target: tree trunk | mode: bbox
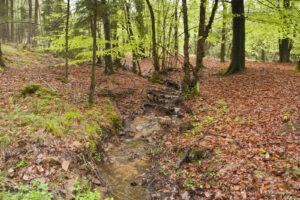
[182,0,191,93]
[174,0,179,64]
[134,0,146,56]
[296,60,300,72]
[146,0,160,73]
[225,0,245,75]
[195,0,219,74]
[220,0,227,62]
[261,49,266,62]
[195,0,206,70]
[124,1,138,73]
[10,0,14,42]
[101,0,114,75]
[111,0,122,68]
[279,0,291,63]
[0,41,5,67]
[34,0,39,45]
[279,38,291,63]
[64,0,70,80]
[27,0,32,45]
[89,0,98,104]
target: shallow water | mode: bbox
[98,115,168,200]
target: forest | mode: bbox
[0,0,299,199]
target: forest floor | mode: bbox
[0,45,299,199]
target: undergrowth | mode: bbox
[0,179,111,200]
[4,84,121,159]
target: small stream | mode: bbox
[98,115,174,200]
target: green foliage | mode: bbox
[74,180,100,200]
[15,160,28,170]
[0,180,51,200]
[0,180,107,200]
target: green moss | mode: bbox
[20,84,58,98]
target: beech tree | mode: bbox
[195,0,219,72]
[225,0,245,75]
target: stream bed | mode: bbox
[98,114,174,200]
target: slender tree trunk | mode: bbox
[5,0,9,41]
[134,0,146,56]
[64,0,70,80]
[225,0,245,75]
[89,0,98,104]
[101,0,114,75]
[146,0,160,73]
[10,0,14,42]
[97,21,103,65]
[220,0,227,62]
[261,49,266,62]
[34,0,39,45]
[174,0,179,64]
[111,0,121,68]
[0,41,5,67]
[124,0,138,73]
[195,0,206,70]
[27,0,32,45]
[182,0,191,92]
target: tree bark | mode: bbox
[146,0,160,73]
[195,0,219,73]
[182,0,191,92]
[0,41,5,67]
[89,0,98,104]
[279,38,291,63]
[10,0,14,42]
[64,0,70,80]
[101,0,114,75]
[279,0,291,63]
[174,0,179,63]
[296,60,300,72]
[134,0,146,56]
[225,0,245,75]
[195,0,206,70]
[220,0,227,62]
[124,0,139,73]
[28,0,33,45]
[33,0,39,45]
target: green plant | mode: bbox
[183,175,196,190]
[15,160,28,170]
[74,180,100,200]
[0,133,11,148]
[65,111,83,121]
[291,166,300,178]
